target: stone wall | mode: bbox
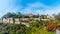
[2,18,50,24]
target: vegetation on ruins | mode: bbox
[1,12,60,34]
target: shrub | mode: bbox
[47,23,56,31]
[56,22,60,30]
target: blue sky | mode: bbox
[0,0,60,18]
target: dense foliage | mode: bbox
[0,20,56,34]
[2,12,39,18]
[2,12,60,34]
[0,23,27,34]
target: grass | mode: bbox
[39,27,56,34]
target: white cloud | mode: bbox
[7,2,60,16]
[20,2,60,16]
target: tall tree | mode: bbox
[53,13,60,21]
[17,12,22,24]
